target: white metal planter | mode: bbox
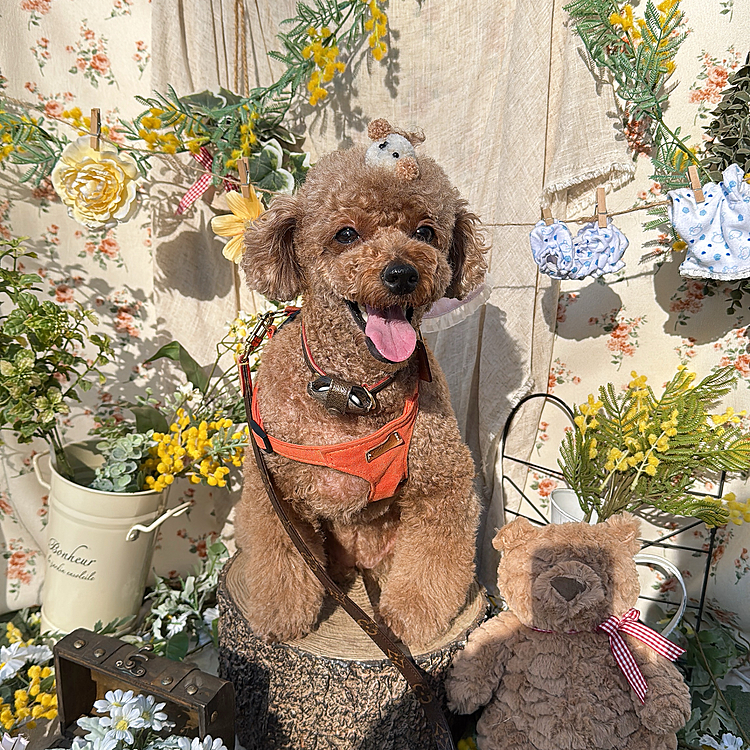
[33,441,190,635]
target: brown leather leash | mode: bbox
[237,311,455,750]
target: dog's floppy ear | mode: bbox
[445,204,489,299]
[241,194,305,301]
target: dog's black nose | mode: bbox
[382,262,419,296]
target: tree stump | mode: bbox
[217,555,487,750]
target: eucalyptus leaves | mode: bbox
[90,432,154,493]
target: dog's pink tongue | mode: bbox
[364,305,416,362]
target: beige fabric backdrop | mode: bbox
[148,0,633,587]
[0,0,634,608]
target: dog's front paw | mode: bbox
[228,551,324,642]
[379,582,459,649]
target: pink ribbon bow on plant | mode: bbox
[597,608,685,704]
[176,147,239,215]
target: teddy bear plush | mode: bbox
[445,514,691,750]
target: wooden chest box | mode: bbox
[50,629,234,748]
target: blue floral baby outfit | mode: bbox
[668,164,750,280]
[530,219,628,280]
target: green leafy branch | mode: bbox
[0,98,66,186]
[674,610,750,748]
[0,236,113,479]
[269,0,376,103]
[565,0,697,191]
[559,366,747,525]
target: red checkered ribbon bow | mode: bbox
[175,147,239,215]
[597,608,685,704]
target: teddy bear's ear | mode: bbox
[241,194,305,301]
[445,204,489,299]
[492,517,536,552]
[603,513,641,556]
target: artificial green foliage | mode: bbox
[138,541,228,660]
[0,98,65,186]
[0,0,386,195]
[559,366,748,524]
[565,0,696,192]
[702,53,750,181]
[0,236,112,480]
[565,0,707,269]
[675,611,750,749]
[122,86,305,191]
[88,313,259,493]
[90,432,154,493]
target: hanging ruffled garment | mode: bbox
[669,164,750,280]
[530,218,628,280]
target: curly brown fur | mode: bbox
[231,132,489,648]
[445,515,691,750]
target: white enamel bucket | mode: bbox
[33,441,190,635]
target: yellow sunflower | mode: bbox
[211,186,263,264]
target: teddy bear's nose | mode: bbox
[551,576,587,601]
[382,262,420,296]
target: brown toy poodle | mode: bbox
[227,119,488,649]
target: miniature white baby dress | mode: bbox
[668,164,750,280]
[530,218,628,280]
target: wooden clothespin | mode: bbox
[89,108,101,151]
[542,207,554,226]
[596,187,608,229]
[238,157,251,199]
[687,165,705,203]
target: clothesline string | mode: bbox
[485,199,673,228]
[2,95,686,211]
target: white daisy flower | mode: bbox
[175,736,227,750]
[77,716,110,743]
[24,643,54,664]
[0,642,28,681]
[91,737,118,750]
[700,735,746,750]
[177,382,202,405]
[100,704,145,744]
[165,612,189,638]
[133,694,173,731]
[94,689,136,715]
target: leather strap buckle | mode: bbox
[307,376,376,415]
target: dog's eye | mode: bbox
[335,227,359,244]
[414,225,435,244]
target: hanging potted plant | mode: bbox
[0,236,252,634]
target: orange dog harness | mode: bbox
[251,386,419,502]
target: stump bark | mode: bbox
[217,555,487,750]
